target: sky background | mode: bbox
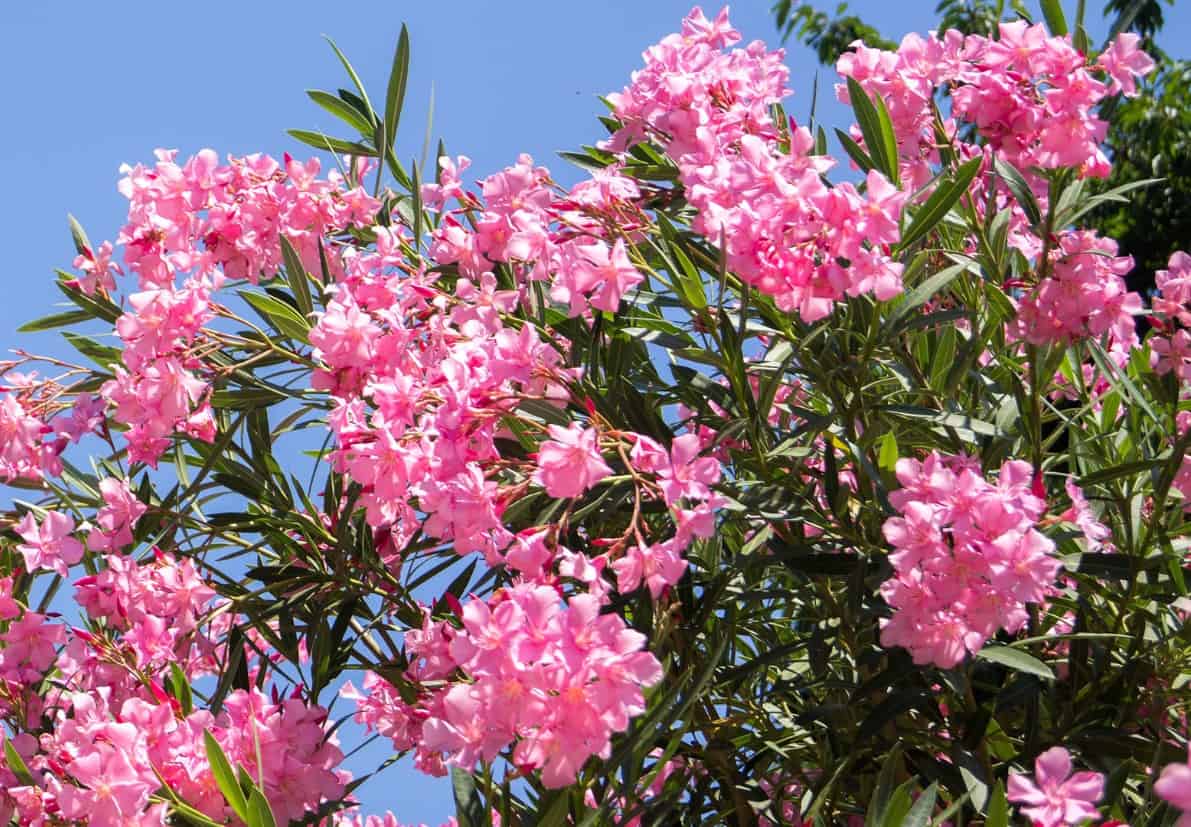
[2,1,1189,821]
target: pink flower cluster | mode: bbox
[1175,410,1191,513]
[13,477,144,579]
[310,229,576,563]
[1010,230,1141,347]
[838,23,1154,183]
[880,452,1061,667]
[426,153,646,320]
[344,583,663,789]
[606,8,907,321]
[0,391,65,482]
[81,148,379,466]
[1152,251,1191,382]
[0,540,347,826]
[6,687,343,827]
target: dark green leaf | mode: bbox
[279,235,314,317]
[240,290,312,342]
[1040,0,1069,34]
[3,739,35,786]
[384,25,411,153]
[287,129,377,157]
[204,731,249,822]
[61,332,121,370]
[452,767,488,827]
[17,309,93,333]
[993,158,1042,228]
[897,157,983,250]
[846,76,899,184]
[976,644,1054,679]
[305,90,374,134]
[67,213,92,257]
[323,37,376,125]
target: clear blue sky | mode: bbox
[2,1,1187,821]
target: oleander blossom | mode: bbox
[605,7,907,321]
[344,584,663,789]
[1155,749,1191,827]
[837,21,1154,183]
[80,148,381,466]
[879,452,1062,667]
[1009,230,1142,347]
[1007,746,1104,827]
[1152,251,1191,382]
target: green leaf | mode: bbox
[882,261,972,336]
[17,309,93,333]
[452,767,488,827]
[881,404,1006,440]
[383,25,410,154]
[204,731,249,823]
[835,127,875,174]
[866,743,903,827]
[976,644,1055,680]
[4,739,36,786]
[902,782,937,827]
[897,157,983,250]
[67,213,92,257]
[279,235,314,317]
[846,76,899,185]
[993,158,1042,228]
[985,781,1010,827]
[323,37,377,125]
[168,662,193,715]
[240,290,312,342]
[62,332,121,370]
[878,431,900,471]
[287,129,378,157]
[1055,177,1162,228]
[210,386,290,410]
[56,272,122,323]
[1039,0,1069,35]
[1079,459,1163,487]
[246,787,278,827]
[305,89,374,134]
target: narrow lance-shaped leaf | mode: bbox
[287,129,378,157]
[845,76,899,185]
[976,644,1055,679]
[204,731,250,823]
[279,235,314,317]
[305,89,374,135]
[1040,0,1069,35]
[323,37,377,126]
[384,24,410,153]
[897,156,983,251]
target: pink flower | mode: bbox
[16,511,84,576]
[653,433,721,506]
[1156,752,1191,827]
[533,424,612,499]
[1060,479,1114,552]
[1097,32,1155,97]
[551,239,644,315]
[1007,746,1104,827]
[70,240,122,296]
[87,477,148,553]
[611,540,688,598]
